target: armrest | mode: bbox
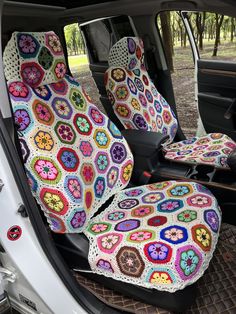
[121,129,169,157]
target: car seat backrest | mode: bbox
[105,37,178,144]
[3,31,134,233]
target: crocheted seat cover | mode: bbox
[4,32,134,233]
[4,31,221,292]
[105,37,236,168]
[85,180,221,292]
[163,133,236,168]
[104,37,178,145]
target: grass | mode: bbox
[68,54,88,69]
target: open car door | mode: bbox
[182,11,236,141]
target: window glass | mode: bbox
[157,12,198,137]
[187,12,236,61]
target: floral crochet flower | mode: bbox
[55,62,66,79]
[95,179,105,196]
[122,163,133,182]
[189,195,210,206]
[204,210,219,232]
[116,105,130,117]
[132,206,153,217]
[170,185,190,196]
[107,168,118,187]
[18,34,37,53]
[34,86,49,98]
[54,99,71,117]
[47,34,62,53]
[21,64,43,86]
[80,141,93,156]
[101,234,120,250]
[96,259,114,272]
[58,124,74,142]
[35,103,51,122]
[90,108,103,124]
[131,98,141,110]
[146,243,169,261]
[116,86,128,99]
[164,227,184,242]
[178,210,197,222]
[9,82,29,98]
[68,178,81,199]
[180,249,199,276]
[159,200,181,211]
[111,144,126,162]
[125,189,143,197]
[108,211,125,221]
[196,227,211,248]
[71,91,85,109]
[95,131,108,146]
[138,94,147,106]
[70,210,86,228]
[82,165,94,182]
[133,114,147,130]
[112,68,125,81]
[97,155,108,171]
[14,109,30,131]
[150,272,172,284]
[43,192,63,212]
[76,117,90,133]
[35,159,58,180]
[130,231,153,242]
[34,131,54,151]
[91,223,108,233]
[61,151,78,169]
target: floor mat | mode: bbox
[74,223,236,314]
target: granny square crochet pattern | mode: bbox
[4,31,221,292]
[4,32,134,233]
[105,37,236,168]
[85,181,221,292]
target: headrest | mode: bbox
[3,31,67,88]
[108,37,144,71]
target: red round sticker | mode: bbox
[7,225,22,241]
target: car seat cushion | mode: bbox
[84,180,221,292]
[163,133,236,168]
[4,32,134,233]
[4,31,67,87]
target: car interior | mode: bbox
[1,1,236,313]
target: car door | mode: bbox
[183,11,236,141]
[80,15,135,129]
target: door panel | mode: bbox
[198,59,236,140]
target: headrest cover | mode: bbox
[108,37,144,71]
[3,31,67,88]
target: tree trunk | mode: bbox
[212,14,224,57]
[231,17,235,42]
[160,11,174,72]
[196,12,206,50]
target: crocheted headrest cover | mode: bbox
[106,37,178,144]
[108,37,144,71]
[4,32,134,233]
[3,31,67,88]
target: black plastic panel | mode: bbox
[198,59,236,140]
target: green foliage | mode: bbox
[64,23,85,55]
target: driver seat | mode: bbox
[3,31,221,312]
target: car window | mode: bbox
[82,15,135,63]
[186,12,236,61]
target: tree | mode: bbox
[212,14,224,57]
[160,11,174,72]
[195,12,206,50]
[231,17,235,42]
[64,23,85,55]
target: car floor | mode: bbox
[74,223,236,314]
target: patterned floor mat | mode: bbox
[74,223,236,314]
